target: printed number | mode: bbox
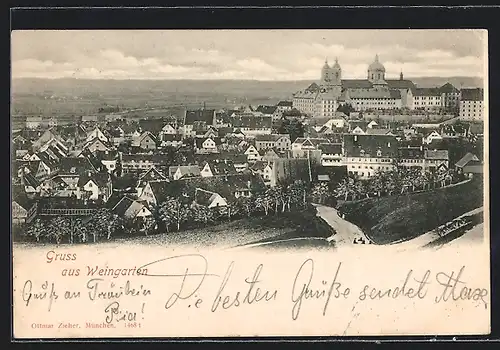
[125,322,137,328]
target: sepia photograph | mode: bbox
[11,29,490,338]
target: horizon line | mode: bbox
[11,76,483,81]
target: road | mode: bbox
[313,204,371,246]
[391,207,484,250]
[229,204,371,250]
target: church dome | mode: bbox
[368,54,385,71]
[322,59,330,70]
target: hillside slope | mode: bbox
[338,176,484,245]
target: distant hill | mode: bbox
[409,77,483,89]
[10,77,484,116]
[11,76,484,95]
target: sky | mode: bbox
[11,30,487,80]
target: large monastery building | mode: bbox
[292,55,464,118]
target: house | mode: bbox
[21,171,41,195]
[318,143,343,167]
[365,128,394,136]
[200,160,238,178]
[121,123,141,138]
[251,161,276,187]
[439,82,461,110]
[348,120,369,133]
[423,130,443,145]
[136,167,168,196]
[29,152,59,179]
[121,154,168,174]
[441,123,468,139]
[12,135,31,158]
[108,127,126,146]
[169,165,202,181]
[112,196,152,220]
[139,180,172,206]
[468,122,484,136]
[182,109,216,138]
[160,134,183,148]
[455,152,483,178]
[78,148,106,173]
[254,134,291,152]
[132,131,158,150]
[26,116,43,129]
[343,134,397,179]
[291,137,330,158]
[194,137,221,153]
[58,156,100,176]
[255,105,281,119]
[398,147,425,171]
[196,126,219,139]
[78,172,113,202]
[276,101,293,112]
[31,128,68,153]
[424,150,449,172]
[367,120,379,129]
[260,148,281,162]
[86,126,109,144]
[194,188,227,208]
[12,193,36,225]
[160,123,177,136]
[232,115,272,136]
[138,119,166,136]
[321,117,346,131]
[244,145,261,162]
[94,150,119,174]
[82,137,112,153]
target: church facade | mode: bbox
[292,55,418,117]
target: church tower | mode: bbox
[329,57,342,96]
[321,58,331,84]
[331,57,342,85]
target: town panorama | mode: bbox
[12,55,485,250]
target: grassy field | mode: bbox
[338,176,484,245]
[14,208,334,250]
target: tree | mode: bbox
[289,180,307,209]
[337,103,355,117]
[158,197,191,232]
[254,191,273,216]
[47,217,70,245]
[191,203,215,225]
[334,178,356,201]
[369,171,386,197]
[354,181,368,199]
[311,182,330,204]
[25,218,47,243]
[277,118,304,143]
[235,196,254,217]
[87,209,124,242]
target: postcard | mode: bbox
[11,29,489,338]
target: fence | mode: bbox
[39,208,97,216]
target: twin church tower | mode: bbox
[320,54,403,94]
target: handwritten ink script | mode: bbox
[17,252,489,332]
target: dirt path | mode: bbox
[391,207,484,250]
[313,204,371,246]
